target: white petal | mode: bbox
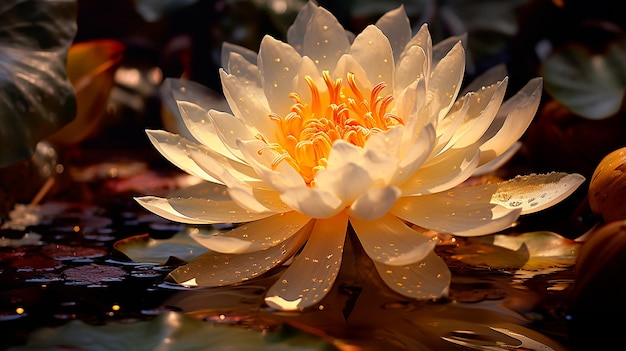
[349,25,394,94]
[478,78,542,165]
[333,54,373,92]
[265,213,348,311]
[401,24,432,78]
[352,214,436,266]
[160,78,231,142]
[473,142,521,176]
[145,129,223,184]
[394,45,427,95]
[207,109,258,161]
[461,63,507,96]
[279,185,344,218]
[432,33,467,66]
[374,250,450,299]
[491,172,585,214]
[430,95,469,156]
[167,229,310,287]
[177,101,238,161]
[236,139,306,192]
[184,145,288,214]
[184,143,262,187]
[258,35,302,117]
[220,69,276,138]
[392,184,522,236]
[226,51,264,98]
[286,0,318,53]
[402,145,479,195]
[293,56,325,109]
[449,78,508,149]
[159,182,276,224]
[315,162,373,204]
[429,41,465,121]
[375,5,411,63]
[221,41,257,67]
[302,6,350,72]
[191,212,313,253]
[393,123,436,185]
[135,196,214,225]
[349,186,402,221]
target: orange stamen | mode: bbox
[266,70,403,185]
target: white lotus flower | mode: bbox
[136,1,585,311]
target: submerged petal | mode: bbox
[351,213,436,266]
[265,213,348,310]
[374,250,450,299]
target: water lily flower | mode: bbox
[136,1,584,311]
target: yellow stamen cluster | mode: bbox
[265,70,402,185]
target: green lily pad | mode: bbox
[541,41,626,119]
[8,311,340,351]
[113,227,213,264]
[0,0,77,167]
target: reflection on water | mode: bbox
[0,169,591,350]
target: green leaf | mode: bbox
[0,0,77,167]
[113,228,212,264]
[541,42,626,119]
[9,311,340,351]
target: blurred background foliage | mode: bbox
[1,0,626,209]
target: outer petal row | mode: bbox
[265,213,349,311]
[391,183,522,236]
[351,213,436,266]
[190,211,313,254]
[167,225,311,287]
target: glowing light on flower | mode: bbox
[136,1,584,311]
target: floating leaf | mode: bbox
[113,228,212,264]
[0,0,77,167]
[47,39,125,145]
[476,231,580,270]
[8,311,341,351]
[541,42,626,119]
[451,231,579,270]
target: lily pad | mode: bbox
[451,231,579,270]
[8,311,341,351]
[0,0,77,167]
[541,41,626,119]
[113,227,212,264]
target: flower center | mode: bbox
[263,70,402,185]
